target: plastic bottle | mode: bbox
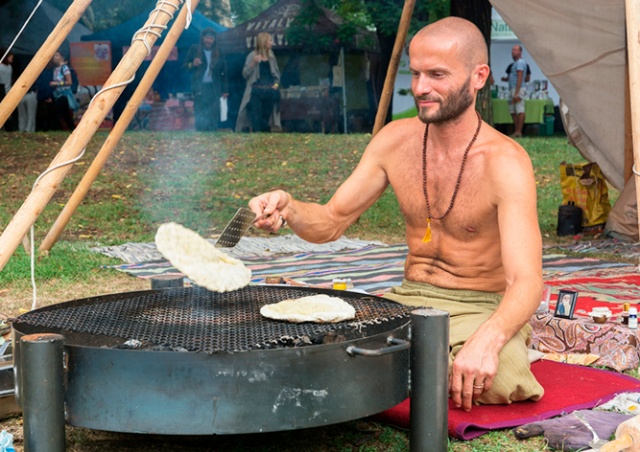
[0,430,15,452]
[623,303,631,325]
[629,307,638,330]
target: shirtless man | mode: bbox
[248,17,544,412]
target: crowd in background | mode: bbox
[0,47,78,132]
[1,30,289,134]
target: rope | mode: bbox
[30,146,86,311]
[28,0,193,310]
[132,0,182,55]
[0,0,44,63]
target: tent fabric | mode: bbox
[217,0,379,55]
[490,0,627,190]
[81,9,226,98]
[0,0,90,56]
[81,9,226,63]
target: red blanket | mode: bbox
[373,360,640,440]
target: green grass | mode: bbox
[0,131,600,288]
[0,130,620,451]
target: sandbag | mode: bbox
[560,162,611,227]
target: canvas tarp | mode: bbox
[0,0,90,56]
[489,0,627,191]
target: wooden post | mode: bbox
[40,0,200,252]
[0,0,184,271]
[371,0,416,136]
[624,67,633,183]
[625,0,640,234]
[0,0,92,128]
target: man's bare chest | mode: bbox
[388,153,494,237]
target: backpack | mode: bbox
[70,67,79,93]
[63,64,79,93]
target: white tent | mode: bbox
[490,0,627,191]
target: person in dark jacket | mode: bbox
[185,28,229,131]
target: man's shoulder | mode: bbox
[366,117,422,155]
[481,125,532,161]
[379,117,423,140]
[513,59,527,71]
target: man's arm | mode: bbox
[513,69,524,103]
[248,127,397,242]
[449,139,542,411]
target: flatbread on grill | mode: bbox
[155,222,251,293]
[260,294,356,323]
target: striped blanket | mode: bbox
[99,241,640,370]
[103,243,635,297]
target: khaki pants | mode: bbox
[385,280,544,405]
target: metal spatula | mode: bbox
[215,208,258,248]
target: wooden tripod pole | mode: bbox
[40,0,200,252]
[625,0,640,236]
[0,0,184,272]
[371,0,416,136]
[0,0,92,128]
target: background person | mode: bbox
[502,44,527,137]
[49,50,78,130]
[185,28,228,131]
[248,17,543,412]
[235,32,281,133]
[0,48,18,131]
[18,85,37,132]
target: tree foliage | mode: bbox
[42,0,244,31]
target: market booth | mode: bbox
[217,0,379,133]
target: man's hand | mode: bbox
[449,334,500,412]
[512,95,521,104]
[193,57,202,67]
[248,190,290,232]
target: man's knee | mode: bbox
[478,331,543,405]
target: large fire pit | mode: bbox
[12,285,449,451]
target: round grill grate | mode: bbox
[13,286,413,353]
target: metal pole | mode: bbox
[410,308,449,452]
[340,47,348,133]
[20,333,65,452]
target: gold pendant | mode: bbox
[422,218,432,243]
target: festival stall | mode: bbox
[217,0,380,133]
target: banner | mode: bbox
[70,41,112,86]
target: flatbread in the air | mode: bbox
[155,222,251,293]
[260,294,356,323]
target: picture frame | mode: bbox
[554,290,578,319]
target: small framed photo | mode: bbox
[554,290,578,319]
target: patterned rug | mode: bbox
[100,242,636,298]
[96,240,640,370]
[543,237,640,260]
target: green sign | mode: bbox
[491,18,517,40]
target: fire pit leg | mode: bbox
[410,308,449,452]
[20,333,65,452]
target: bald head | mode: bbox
[413,17,488,69]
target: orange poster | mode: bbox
[70,41,112,86]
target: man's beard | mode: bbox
[415,78,474,124]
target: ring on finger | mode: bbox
[473,384,484,389]
[279,216,287,228]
